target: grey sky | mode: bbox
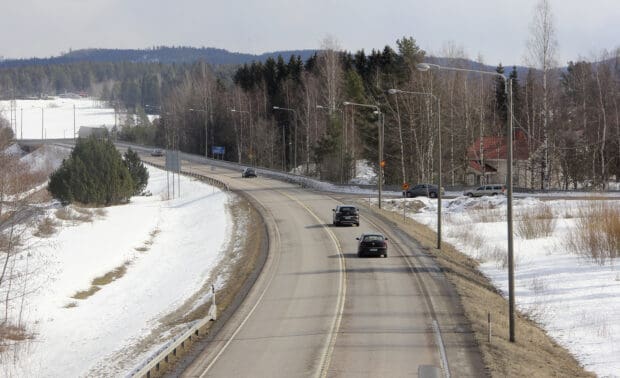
[1,0,618,66]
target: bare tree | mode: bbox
[526,0,559,189]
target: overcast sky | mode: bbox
[1,0,618,66]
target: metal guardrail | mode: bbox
[128,286,217,378]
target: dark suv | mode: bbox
[242,167,257,178]
[404,183,444,198]
[332,205,360,226]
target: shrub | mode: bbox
[565,202,620,265]
[516,203,556,239]
[124,148,149,195]
[48,137,135,206]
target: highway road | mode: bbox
[147,158,487,378]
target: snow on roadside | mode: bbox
[380,195,620,377]
[7,166,232,377]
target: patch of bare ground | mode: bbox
[70,262,130,301]
[135,228,160,252]
[86,193,265,377]
[370,205,594,377]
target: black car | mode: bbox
[356,233,388,258]
[242,167,257,178]
[404,183,444,198]
[332,205,360,226]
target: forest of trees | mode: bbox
[1,16,619,190]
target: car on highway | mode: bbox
[150,148,165,157]
[242,167,257,178]
[332,205,360,226]
[403,183,444,198]
[356,233,388,258]
[463,184,506,197]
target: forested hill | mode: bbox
[0,47,320,68]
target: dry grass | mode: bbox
[72,286,101,300]
[371,206,594,377]
[34,217,58,237]
[0,323,33,343]
[92,264,128,286]
[64,302,78,309]
[469,206,504,223]
[55,207,93,223]
[516,204,556,239]
[71,262,129,300]
[565,203,620,265]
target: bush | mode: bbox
[565,203,620,265]
[48,137,135,206]
[124,148,149,195]
[516,203,556,239]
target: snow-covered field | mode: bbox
[0,98,141,139]
[380,195,620,377]
[3,155,232,377]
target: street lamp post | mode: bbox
[388,88,442,250]
[342,101,384,209]
[417,62,515,342]
[273,106,298,172]
[189,108,209,158]
[231,109,251,165]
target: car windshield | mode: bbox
[363,235,383,242]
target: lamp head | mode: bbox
[343,102,351,106]
[387,89,400,95]
[272,106,280,110]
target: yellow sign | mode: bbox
[380,160,386,168]
[402,183,409,190]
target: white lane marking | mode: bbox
[198,180,346,378]
[198,205,282,377]
[363,214,450,378]
[273,190,346,378]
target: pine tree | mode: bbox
[124,148,149,195]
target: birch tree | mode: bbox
[526,0,559,189]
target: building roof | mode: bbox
[469,160,497,174]
[467,130,532,161]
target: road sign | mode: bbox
[380,160,386,168]
[402,183,409,190]
[212,146,225,155]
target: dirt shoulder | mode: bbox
[367,204,595,377]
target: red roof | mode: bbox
[469,161,497,174]
[467,131,532,161]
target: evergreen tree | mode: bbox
[48,137,135,206]
[124,148,149,195]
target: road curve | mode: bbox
[145,156,484,377]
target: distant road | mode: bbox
[137,153,485,378]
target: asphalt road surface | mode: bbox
[142,156,485,378]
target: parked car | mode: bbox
[332,205,360,226]
[404,184,444,198]
[150,148,165,157]
[242,167,257,178]
[356,233,388,258]
[463,184,506,197]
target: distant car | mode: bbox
[242,167,257,178]
[150,148,164,157]
[332,205,360,226]
[464,184,506,197]
[404,184,444,198]
[356,233,388,258]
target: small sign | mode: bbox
[165,150,180,171]
[402,183,409,190]
[380,160,386,168]
[212,146,225,155]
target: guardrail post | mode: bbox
[209,284,217,321]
